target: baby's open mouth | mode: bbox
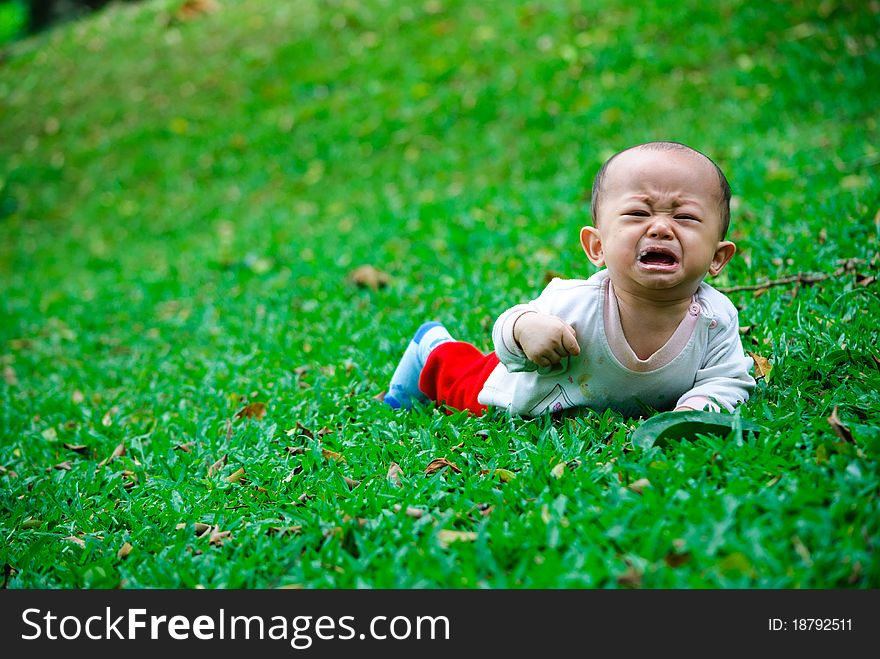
[638,247,679,267]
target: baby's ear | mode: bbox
[708,241,736,276]
[580,226,605,267]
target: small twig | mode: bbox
[718,258,864,294]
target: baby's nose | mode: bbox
[647,220,673,239]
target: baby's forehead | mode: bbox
[604,148,720,192]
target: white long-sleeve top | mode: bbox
[478,270,755,418]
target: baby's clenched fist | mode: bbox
[512,312,580,368]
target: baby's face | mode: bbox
[582,148,734,301]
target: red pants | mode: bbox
[418,342,500,415]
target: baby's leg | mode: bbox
[418,343,500,415]
[384,322,454,409]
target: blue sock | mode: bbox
[384,321,454,409]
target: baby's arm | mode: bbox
[674,309,755,412]
[491,280,581,373]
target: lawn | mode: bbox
[0,0,878,588]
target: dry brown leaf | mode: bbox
[321,448,345,462]
[373,390,387,403]
[747,352,772,380]
[207,454,228,477]
[208,528,231,546]
[226,467,246,484]
[72,390,85,404]
[348,264,392,291]
[98,441,126,468]
[3,365,17,386]
[317,427,334,437]
[617,565,643,588]
[63,535,86,548]
[175,0,219,21]
[393,504,424,518]
[627,478,651,494]
[437,529,477,547]
[550,462,566,479]
[424,457,462,476]
[117,542,133,559]
[224,418,233,441]
[665,541,691,567]
[827,406,854,443]
[63,443,89,455]
[174,522,212,537]
[235,402,267,420]
[342,476,361,490]
[53,461,73,471]
[173,442,193,452]
[286,446,306,456]
[286,421,314,439]
[387,462,403,487]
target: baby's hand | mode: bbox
[513,312,580,368]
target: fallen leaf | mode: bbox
[98,441,126,468]
[224,418,233,441]
[818,227,827,244]
[342,476,361,490]
[424,458,462,476]
[41,427,58,441]
[437,529,477,547]
[317,427,334,437]
[21,518,42,529]
[286,421,313,439]
[53,461,73,471]
[63,535,86,548]
[373,390,387,402]
[226,467,246,484]
[617,564,643,588]
[286,446,306,456]
[72,390,85,404]
[175,0,219,22]
[747,352,772,381]
[0,466,17,479]
[63,443,89,455]
[117,542,133,559]
[550,462,566,479]
[348,264,391,291]
[207,454,228,477]
[827,406,854,443]
[235,402,267,420]
[664,549,692,568]
[3,365,17,386]
[387,462,403,487]
[208,528,231,546]
[173,442,193,452]
[627,478,651,494]
[321,448,345,462]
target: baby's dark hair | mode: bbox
[590,141,732,238]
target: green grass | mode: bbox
[0,0,878,588]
